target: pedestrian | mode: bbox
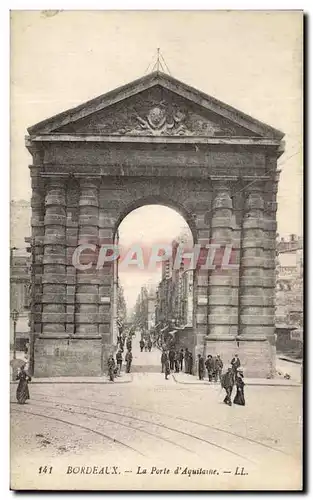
[116,349,123,376]
[164,353,170,380]
[221,366,235,406]
[205,354,214,381]
[161,350,167,373]
[16,364,31,404]
[215,354,223,382]
[107,355,115,382]
[212,356,218,382]
[233,369,245,406]
[231,353,241,375]
[188,351,193,375]
[178,349,184,371]
[125,349,133,373]
[198,354,205,380]
[184,348,190,373]
[147,338,152,352]
[139,339,144,352]
[169,347,175,371]
[174,351,180,373]
[126,337,132,351]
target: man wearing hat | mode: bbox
[125,349,133,373]
[107,355,116,382]
[215,354,223,382]
[231,354,241,376]
[205,354,214,381]
[197,353,205,380]
[221,365,235,406]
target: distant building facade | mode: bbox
[155,239,193,329]
[10,200,31,248]
[10,200,32,349]
[276,234,303,327]
[10,249,31,350]
[275,234,303,358]
[135,284,157,334]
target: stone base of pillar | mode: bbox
[33,337,103,377]
[204,336,276,378]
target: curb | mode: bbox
[171,374,301,388]
[278,356,302,365]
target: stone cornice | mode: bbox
[26,134,282,147]
[39,171,274,180]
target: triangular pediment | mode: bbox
[28,72,284,140]
[53,86,257,138]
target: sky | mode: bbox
[10,10,303,309]
[118,205,191,309]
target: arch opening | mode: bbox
[112,203,195,350]
[113,196,198,244]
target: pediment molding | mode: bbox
[27,71,284,141]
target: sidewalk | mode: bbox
[172,373,301,387]
[10,373,133,384]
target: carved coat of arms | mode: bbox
[126,106,190,136]
[114,103,225,137]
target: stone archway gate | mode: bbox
[26,71,284,377]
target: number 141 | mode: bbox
[38,466,53,474]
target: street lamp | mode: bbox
[11,308,19,360]
[180,268,194,327]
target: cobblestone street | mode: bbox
[10,345,302,490]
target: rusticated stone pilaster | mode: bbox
[42,178,67,335]
[30,167,45,335]
[66,178,79,336]
[263,173,280,335]
[98,205,118,369]
[239,183,268,336]
[208,178,237,338]
[75,177,100,335]
[194,211,211,352]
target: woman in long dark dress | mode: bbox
[233,370,245,406]
[16,365,31,404]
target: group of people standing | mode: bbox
[197,353,224,381]
[159,347,245,406]
[139,337,152,352]
[14,345,245,408]
[160,347,194,379]
[197,352,245,406]
[107,333,134,381]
